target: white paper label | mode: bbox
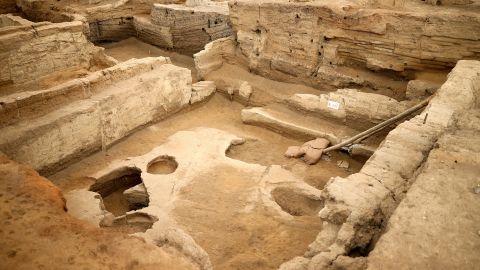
[327,100,340,110]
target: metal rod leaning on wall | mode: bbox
[322,96,434,153]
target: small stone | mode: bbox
[302,138,330,150]
[337,160,349,169]
[123,183,149,209]
[321,154,331,162]
[227,86,234,95]
[303,146,323,165]
[285,146,304,158]
[472,185,480,194]
[238,81,253,100]
[100,212,115,227]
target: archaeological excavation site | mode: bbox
[1,0,480,268]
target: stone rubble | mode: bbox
[238,81,253,100]
[336,160,349,169]
[285,138,330,165]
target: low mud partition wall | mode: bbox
[89,17,136,42]
[134,3,232,54]
[0,57,193,174]
[0,14,30,27]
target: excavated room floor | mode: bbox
[50,94,366,270]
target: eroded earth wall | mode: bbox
[0,57,192,174]
[0,20,103,93]
[229,0,480,89]
[134,3,233,53]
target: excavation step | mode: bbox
[241,104,358,144]
[190,81,216,104]
[0,60,192,174]
[287,90,412,130]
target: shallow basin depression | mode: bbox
[89,167,149,216]
[147,155,178,174]
[272,187,324,216]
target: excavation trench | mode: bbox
[6,28,388,269]
[53,94,370,270]
[49,36,376,270]
[41,26,393,270]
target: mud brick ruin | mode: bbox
[0,0,479,269]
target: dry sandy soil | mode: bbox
[0,154,199,270]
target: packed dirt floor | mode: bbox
[50,94,364,270]
[101,37,198,81]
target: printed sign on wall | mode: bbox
[327,100,340,110]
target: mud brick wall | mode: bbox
[138,3,233,53]
[229,0,480,85]
[89,17,136,42]
[0,58,192,174]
